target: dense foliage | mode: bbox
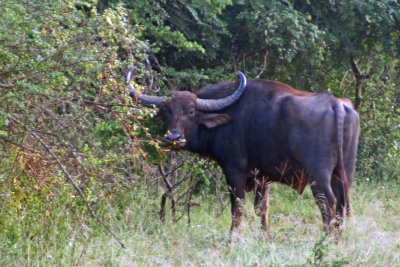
[0,0,399,263]
[0,0,155,252]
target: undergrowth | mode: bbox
[1,179,399,266]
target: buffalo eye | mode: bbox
[160,107,171,117]
[188,108,195,117]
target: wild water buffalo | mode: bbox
[127,70,360,232]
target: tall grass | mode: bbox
[1,179,399,266]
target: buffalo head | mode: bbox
[127,69,247,149]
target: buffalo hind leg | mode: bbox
[331,170,348,229]
[254,180,271,231]
[310,174,337,233]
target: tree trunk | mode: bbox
[350,56,363,111]
[350,56,372,111]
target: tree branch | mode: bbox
[255,50,269,79]
[0,83,14,89]
[82,99,137,109]
[349,56,373,110]
[350,56,362,79]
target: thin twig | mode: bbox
[176,179,201,204]
[158,162,185,178]
[0,83,14,89]
[0,136,40,154]
[82,99,137,109]
[339,70,349,90]
[214,200,229,219]
[255,50,269,79]
[212,175,225,212]
[170,171,194,191]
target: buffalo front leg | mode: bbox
[254,181,271,231]
[225,168,247,231]
[228,185,246,230]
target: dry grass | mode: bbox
[2,180,399,266]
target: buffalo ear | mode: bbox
[198,113,232,129]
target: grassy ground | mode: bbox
[1,179,399,266]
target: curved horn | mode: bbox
[126,67,166,107]
[196,71,247,111]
